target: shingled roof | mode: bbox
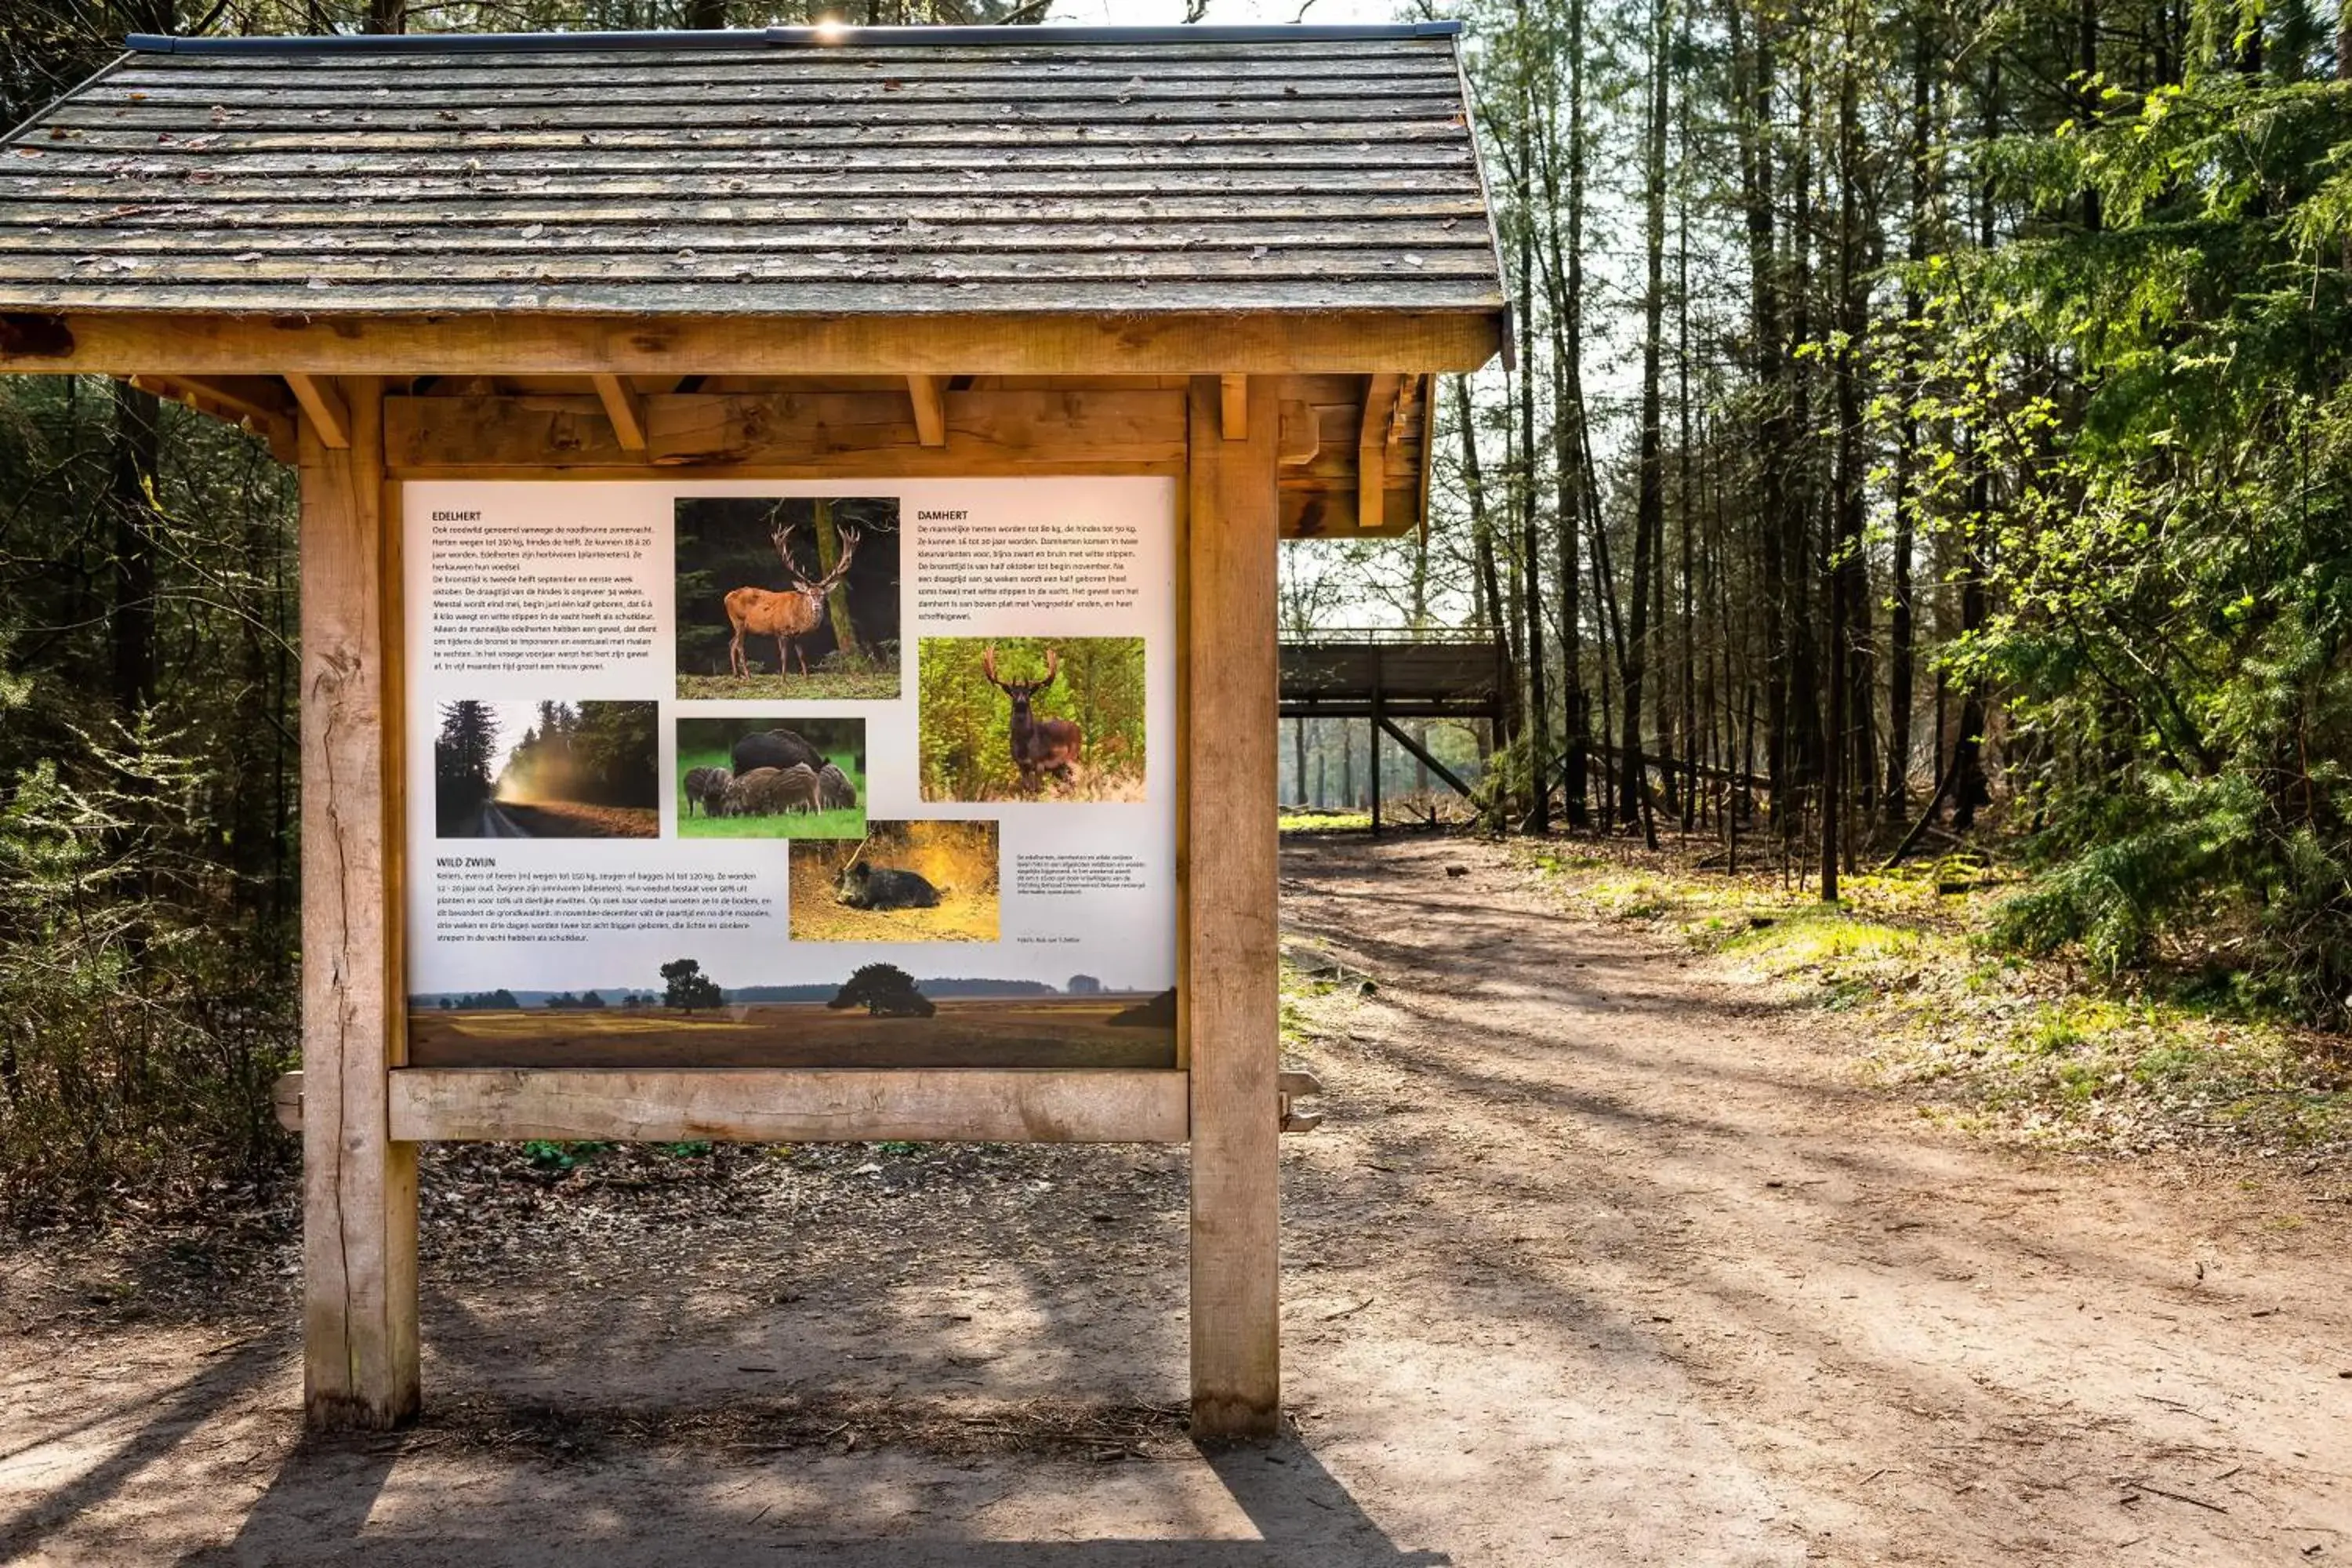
[0,23,1503,321]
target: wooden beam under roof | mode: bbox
[0,310,1504,379]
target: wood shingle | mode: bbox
[0,24,1503,321]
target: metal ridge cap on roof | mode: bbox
[125,21,1463,55]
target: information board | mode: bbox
[401,479,1179,1069]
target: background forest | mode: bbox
[1358,0,2352,1025]
[2,0,2349,1218]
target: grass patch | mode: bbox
[1519,839,2352,1156]
[678,670,899,702]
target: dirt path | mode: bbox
[3,833,2347,1566]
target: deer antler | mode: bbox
[982,644,1004,689]
[789,522,862,597]
[1038,647,1061,690]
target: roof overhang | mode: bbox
[0,23,1508,379]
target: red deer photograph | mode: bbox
[673,495,901,699]
[917,637,1145,803]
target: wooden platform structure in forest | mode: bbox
[1281,627,1500,829]
[0,21,1506,1441]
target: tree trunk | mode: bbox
[1510,0,1552,834]
[811,498,862,657]
[1619,0,1671,848]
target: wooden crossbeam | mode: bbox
[388,1068,1188,1144]
[129,372,296,459]
[383,388,1187,474]
[1356,372,1401,532]
[906,373,947,445]
[589,372,648,450]
[0,310,1504,378]
[285,373,350,449]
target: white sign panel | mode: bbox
[402,478,1178,1069]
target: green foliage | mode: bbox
[522,1139,609,1171]
[0,379,299,1222]
[1898,67,2352,1022]
[917,637,1146,801]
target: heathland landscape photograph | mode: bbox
[675,716,864,840]
[787,819,1000,943]
[918,636,1146,802]
[434,699,659,839]
[405,959,1175,1070]
[674,495,900,700]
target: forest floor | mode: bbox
[3,833,2350,1566]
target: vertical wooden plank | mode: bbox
[299,376,419,1431]
[1219,372,1249,440]
[1356,372,1400,532]
[906,373,947,446]
[1186,375,1283,1439]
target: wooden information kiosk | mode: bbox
[0,21,1504,1437]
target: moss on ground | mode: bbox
[1522,841,2352,1157]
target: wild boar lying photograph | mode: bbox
[836,861,942,909]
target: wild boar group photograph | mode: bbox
[674,716,865,840]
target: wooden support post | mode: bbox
[1185,374,1283,1439]
[298,376,419,1431]
[1356,372,1400,532]
[286,373,352,450]
[906,373,947,446]
[1220,373,1249,441]
[590,372,648,450]
[1370,694,1383,837]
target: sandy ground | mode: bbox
[2,832,2347,1566]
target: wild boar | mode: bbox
[731,728,822,778]
[816,762,856,811]
[722,763,822,817]
[836,860,942,909]
[682,766,731,818]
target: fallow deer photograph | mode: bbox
[916,637,1147,803]
[673,495,901,699]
